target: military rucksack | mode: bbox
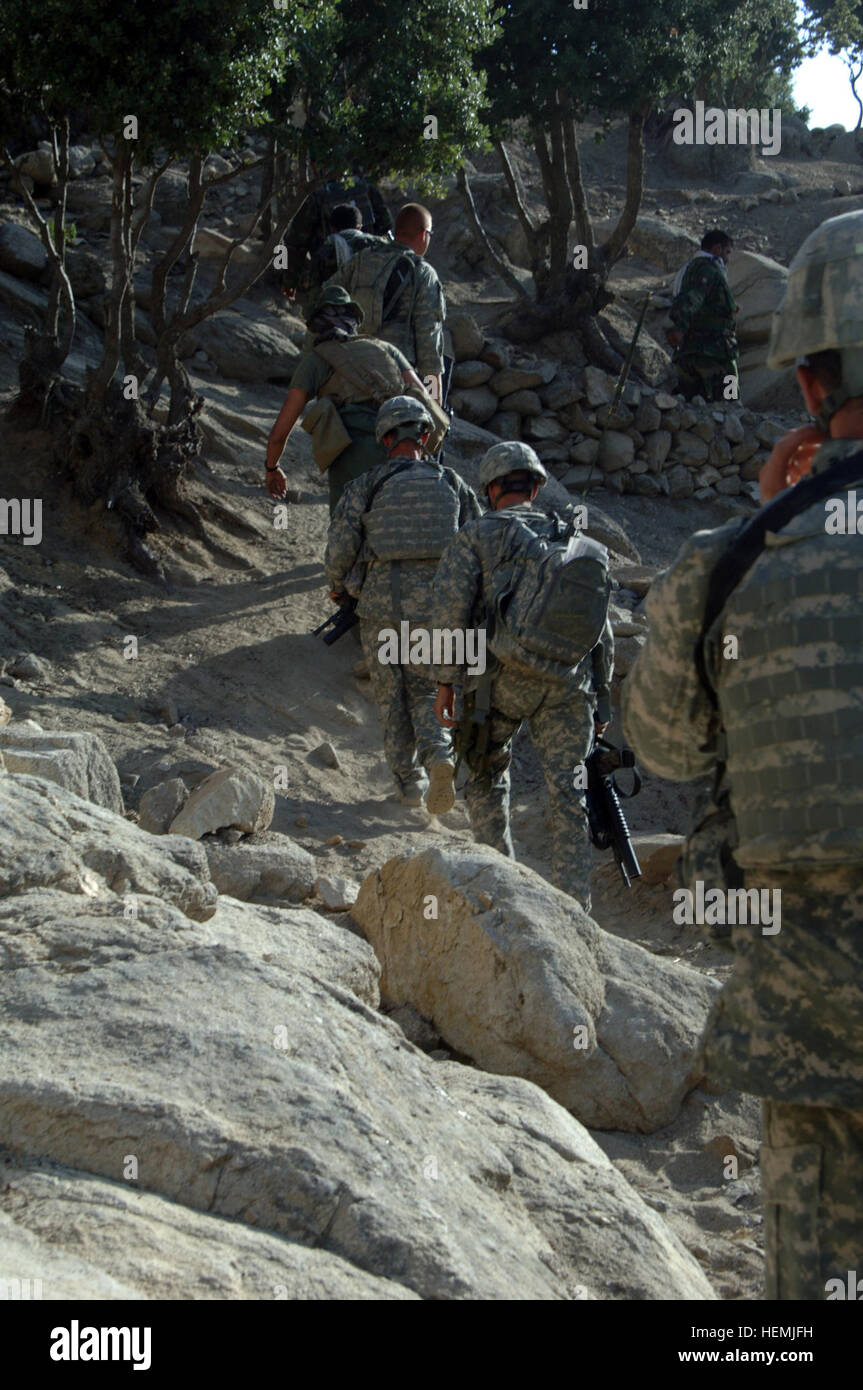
[310,229,385,292]
[314,337,405,406]
[343,242,419,337]
[485,509,611,677]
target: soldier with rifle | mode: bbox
[431,442,614,912]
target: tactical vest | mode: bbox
[315,337,404,408]
[364,460,462,562]
[713,504,863,867]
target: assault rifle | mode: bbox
[312,594,359,646]
[585,738,642,887]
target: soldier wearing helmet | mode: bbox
[430,441,614,911]
[265,284,428,512]
[325,397,481,809]
[623,209,863,1300]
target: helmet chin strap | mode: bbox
[815,388,850,434]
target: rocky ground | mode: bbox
[3,112,855,1301]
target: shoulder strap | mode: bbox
[313,340,386,397]
[363,458,417,515]
[696,446,863,705]
[381,252,415,322]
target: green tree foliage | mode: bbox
[469,0,809,346]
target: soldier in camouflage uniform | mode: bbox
[325,397,481,808]
[431,443,614,912]
[667,230,738,402]
[325,203,446,405]
[266,286,427,512]
[623,210,863,1300]
[280,173,392,314]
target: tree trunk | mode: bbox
[456,167,531,300]
[600,104,648,270]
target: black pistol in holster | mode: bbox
[585,738,642,887]
[312,594,359,646]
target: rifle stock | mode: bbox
[312,595,359,645]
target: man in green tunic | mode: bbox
[667,229,739,402]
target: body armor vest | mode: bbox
[715,507,863,866]
[364,461,461,562]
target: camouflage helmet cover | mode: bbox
[307,282,365,325]
[375,395,433,445]
[479,441,548,493]
[767,210,863,370]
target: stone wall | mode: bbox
[448,311,800,502]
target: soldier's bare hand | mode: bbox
[266,466,287,499]
[759,425,825,502]
[434,684,457,727]
[665,328,684,350]
[424,374,442,403]
[594,719,609,737]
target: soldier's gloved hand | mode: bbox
[434,683,457,728]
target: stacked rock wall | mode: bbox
[448,311,799,502]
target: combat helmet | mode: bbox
[767,209,863,429]
[479,441,548,496]
[307,282,364,325]
[375,395,434,448]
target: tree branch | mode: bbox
[456,166,532,302]
[494,137,537,241]
[600,103,648,270]
[561,113,594,254]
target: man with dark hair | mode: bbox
[279,172,392,311]
[325,201,446,405]
[666,229,738,402]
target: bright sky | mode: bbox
[793,47,860,128]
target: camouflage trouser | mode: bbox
[360,621,452,789]
[763,1100,863,1300]
[675,353,737,403]
[462,666,595,910]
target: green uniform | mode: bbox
[289,339,411,511]
[669,254,738,402]
[621,437,863,1299]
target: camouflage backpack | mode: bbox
[485,509,611,678]
[344,242,419,337]
[310,229,385,292]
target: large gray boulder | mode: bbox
[169,766,275,839]
[0,222,48,282]
[353,845,720,1133]
[0,777,714,1300]
[0,775,217,921]
[728,249,788,347]
[185,312,300,383]
[0,1163,415,1300]
[0,728,123,813]
[203,839,317,904]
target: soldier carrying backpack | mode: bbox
[265,285,437,512]
[280,172,393,313]
[431,442,615,912]
[325,397,482,809]
[325,202,447,407]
